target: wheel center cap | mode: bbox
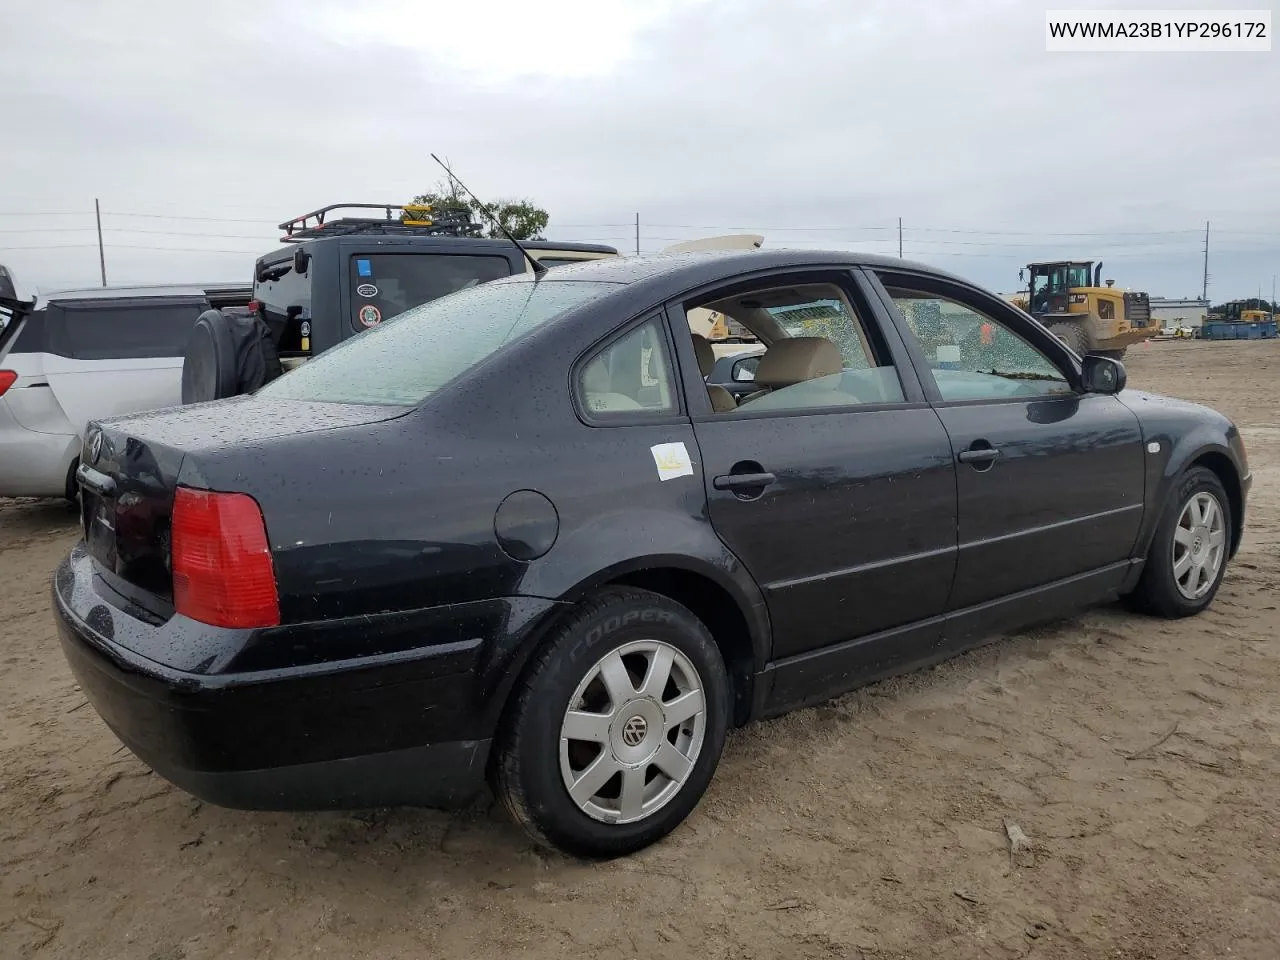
[610,698,664,763]
[621,714,648,747]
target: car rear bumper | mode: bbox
[0,402,78,497]
[52,542,562,810]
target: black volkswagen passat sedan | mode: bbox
[53,249,1250,857]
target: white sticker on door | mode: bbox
[650,442,694,481]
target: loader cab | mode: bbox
[1025,260,1101,316]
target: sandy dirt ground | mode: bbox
[2,338,1278,960]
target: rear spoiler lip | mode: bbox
[0,294,36,366]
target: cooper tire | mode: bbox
[1125,466,1231,618]
[493,587,729,858]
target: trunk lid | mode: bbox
[77,395,408,621]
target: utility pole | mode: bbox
[898,217,903,258]
[1200,220,1209,302]
[1271,274,1275,322]
[95,198,107,287]
[635,212,640,256]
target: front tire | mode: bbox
[1047,320,1090,356]
[1126,466,1231,618]
[493,587,729,858]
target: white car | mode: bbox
[0,283,250,499]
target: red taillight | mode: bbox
[0,370,16,397]
[172,488,280,628]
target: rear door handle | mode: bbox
[957,448,1000,464]
[713,472,776,491]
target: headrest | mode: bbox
[754,337,842,388]
[690,333,715,377]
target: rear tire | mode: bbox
[1047,321,1090,356]
[1125,466,1231,618]
[493,587,729,858]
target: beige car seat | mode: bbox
[739,337,842,405]
[690,333,737,413]
[581,356,642,413]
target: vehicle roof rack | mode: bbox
[277,203,483,243]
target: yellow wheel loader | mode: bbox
[1009,260,1155,359]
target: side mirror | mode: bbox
[1081,354,1125,394]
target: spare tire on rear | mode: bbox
[181,307,283,404]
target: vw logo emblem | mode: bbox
[86,429,103,464]
[621,715,648,747]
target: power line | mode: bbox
[102,227,279,240]
[103,212,279,224]
[0,243,262,254]
[0,226,95,233]
[4,209,1277,239]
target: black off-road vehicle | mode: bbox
[181,203,617,402]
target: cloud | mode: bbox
[0,0,1275,299]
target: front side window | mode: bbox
[881,281,1072,402]
[260,280,617,406]
[349,253,512,329]
[578,318,675,417]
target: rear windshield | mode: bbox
[258,280,619,406]
[349,253,512,330]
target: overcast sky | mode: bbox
[1,0,1276,301]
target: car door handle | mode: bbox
[957,448,1000,465]
[713,472,777,491]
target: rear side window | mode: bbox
[47,298,208,360]
[349,253,512,329]
[578,318,676,418]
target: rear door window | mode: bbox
[349,253,513,329]
[47,298,209,360]
[254,259,311,334]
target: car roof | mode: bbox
[35,281,251,308]
[496,248,970,295]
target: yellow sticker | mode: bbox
[650,442,694,482]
